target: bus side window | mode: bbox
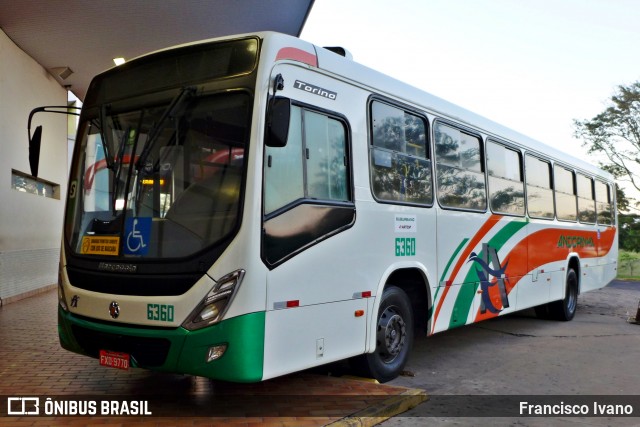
[595,180,613,226]
[434,122,486,211]
[577,173,596,224]
[554,165,577,222]
[369,100,432,205]
[487,140,524,216]
[264,106,305,214]
[264,105,350,215]
[304,109,349,202]
[525,155,554,219]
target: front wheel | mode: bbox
[350,286,414,383]
[548,268,579,321]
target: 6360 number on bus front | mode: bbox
[147,304,174,322]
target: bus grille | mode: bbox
[66,266,200,296]
[71,325,171,367]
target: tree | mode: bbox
[619,213,640,252]
[616,185,630,212]
[574,81,640,197]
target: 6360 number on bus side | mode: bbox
[395,237,416,257]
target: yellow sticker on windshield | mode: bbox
[81,236,120,256]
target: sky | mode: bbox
[300,0,640,166]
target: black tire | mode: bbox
[548,268,579,321]
[349,286,413,383]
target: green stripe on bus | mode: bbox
[448,219,528,329]
[430,237,470,320]
[439,238,470,284]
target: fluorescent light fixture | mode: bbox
[50,67,73,80]
[113,57,126,66]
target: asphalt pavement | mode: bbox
[381,279,640,426]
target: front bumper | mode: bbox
[58,307,265,382]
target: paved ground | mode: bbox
[380,280,640,426]
[1,281,639,426]
[0,288,424,426]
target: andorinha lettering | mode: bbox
[557,235,595,248]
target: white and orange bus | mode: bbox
[55,32,617,383]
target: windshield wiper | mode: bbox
[111,126,132,214]
[136,86,196,172]
[99,104,114,170]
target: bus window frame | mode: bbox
[595,179,615,227]
[524,153,556,221]
[576,172,596,225]
[433,118,487,213]
[553,162,578,223]
[486,138,525,217]
[367,95,434,208]
[263,99,355,219]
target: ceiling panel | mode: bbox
[0,0,314,99]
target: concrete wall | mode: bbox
[0,29,68,303]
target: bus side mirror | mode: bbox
[27,105,81,178]
[29,126,43,178]
[266,97,290,148]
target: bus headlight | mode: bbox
[182,269,245,331]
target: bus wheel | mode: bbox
[350,286,413,383]
[549,268,579,321]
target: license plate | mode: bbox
[99,350,130,370]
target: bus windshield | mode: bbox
[66,90,251,259]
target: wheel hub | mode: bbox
[376,306,406,363]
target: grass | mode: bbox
[617,249,640,280]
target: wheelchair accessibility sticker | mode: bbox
[124,217,151,255]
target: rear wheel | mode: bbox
[350,286,413,383]
[548,268,579,321]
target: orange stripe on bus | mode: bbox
[431,214,502,333]
[473,226,617,323]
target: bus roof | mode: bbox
[296,33,610,181]
[102,31,612,181]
